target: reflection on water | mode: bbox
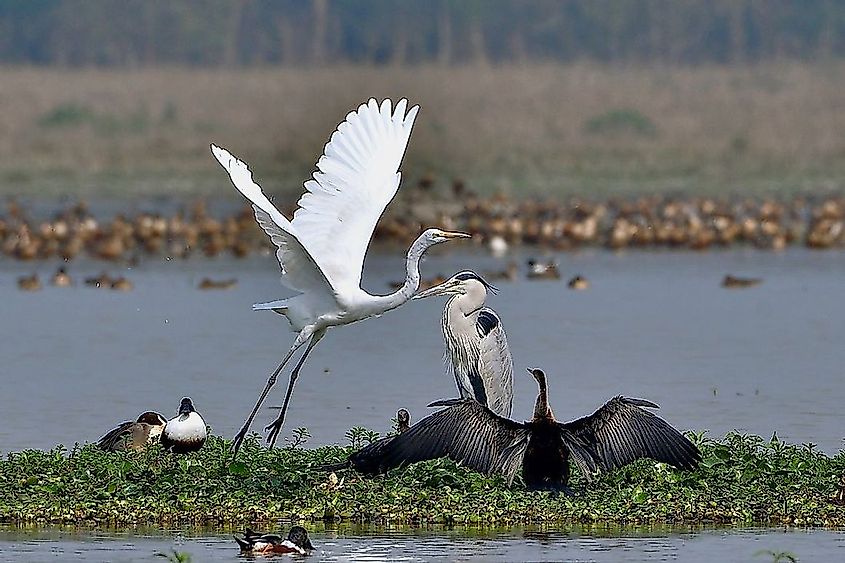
[1,524,843,562]
[1,248,844,455]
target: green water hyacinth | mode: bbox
[1,432,844,527]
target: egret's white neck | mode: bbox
[371,234,429,312]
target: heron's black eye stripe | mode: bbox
[455,271,480,282]
[476,310,499,337]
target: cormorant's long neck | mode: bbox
[533,374,552,421]
[372,235,427,312]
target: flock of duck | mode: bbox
[84,98,724,555]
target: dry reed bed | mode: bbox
[2,64,845,196]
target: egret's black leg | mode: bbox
[231,341,302,457]
[265,330,325,447]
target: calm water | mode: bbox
[2,247,844,559]
[0,525,843,562]
[2,247,843,453]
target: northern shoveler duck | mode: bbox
[343,368,700,492]
[52,267,72,287]
[17,273,41,291]
[160,397,207,453]
[198,277,238,290]
[234,526,314,555]
[97,411,167,452]
[85,272,113,288]
[526,259,560,280]
[567,275,590,290]
[721,274,762,288]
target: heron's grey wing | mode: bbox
[374,399,530,484]
[475,308,514,418]
[558,396,701,474]
[97,420,134,451]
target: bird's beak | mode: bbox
[413,278,460,299]
[442,231,471,239]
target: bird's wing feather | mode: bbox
[475,308,514,418]
[373,399,530,484]
[96,420,134,451]
[558,396,701,474]
[290,98,419,293]
[211,144,337,302]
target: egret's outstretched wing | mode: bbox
[558,397,701,475]
[211,144,336,302]
[291,98,419,293]
[372,399,531,484]
[475,308,514,418]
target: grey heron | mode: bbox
[341,368,700,491]
[413,270,513,417]
[211,99,470,454]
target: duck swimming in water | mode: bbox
[97,411,167,452]
[526,259,560,280]
[344,368,700,491]
[234,526,314,555]
[160,397,207,453]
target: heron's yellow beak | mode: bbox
[442,231,472,239]
[413,278,461,299]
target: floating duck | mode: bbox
[526,259,560,280]
[85,272,113,288]
[110,276,134,291]
[567,275,590,290]
[97,411,167,452]
[17,274,41,291]
[234,526,314,556]
[52,267,72,287]
[198,277,238,290]
[485,261,519,282]
[721,274,762,288]
[160,397,207,453]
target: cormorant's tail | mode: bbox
[315,460,351,472]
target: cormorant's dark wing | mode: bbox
[317,434,397,474]
[557,396,701,475]
[96,420,134,451]
[369,398,530,484]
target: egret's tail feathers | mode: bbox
[252,299,289,313]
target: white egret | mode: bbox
[413,270,513,417]
[211,98,470,454]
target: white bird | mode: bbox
[413,270,513,417]
[211,98,470,454]
[161,397,208,454]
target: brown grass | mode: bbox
[2,63,845,198]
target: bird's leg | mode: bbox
[265,330,325,448]
[230,337,307,457]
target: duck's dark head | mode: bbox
[137,411,167,426]
[287,526,314,551]
[413,270,497,299]
[178,397,195,415]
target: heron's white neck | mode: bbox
[447,281,487,316]
[372,234,430,311]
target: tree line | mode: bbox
[2,0,844,66]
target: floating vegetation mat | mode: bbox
[1,433,844,527]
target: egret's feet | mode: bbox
[264,416,286,448]
[230,426,249,457]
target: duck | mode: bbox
[488,235,509,257]
[526,259,560,280]
[52,267,73,287]
[484,261,519,282]
[567,275,590,290]
[17,274,41,291]
[344,368,700,491]
[110,276,134,291]
[97,411,167,452]
[85,272,113,288]
[160,397,207,453]
[234,526,314,555]
[198,277,238,290]
[833,473,845,506]
[721,274,762,288]
[318,409,411,473]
